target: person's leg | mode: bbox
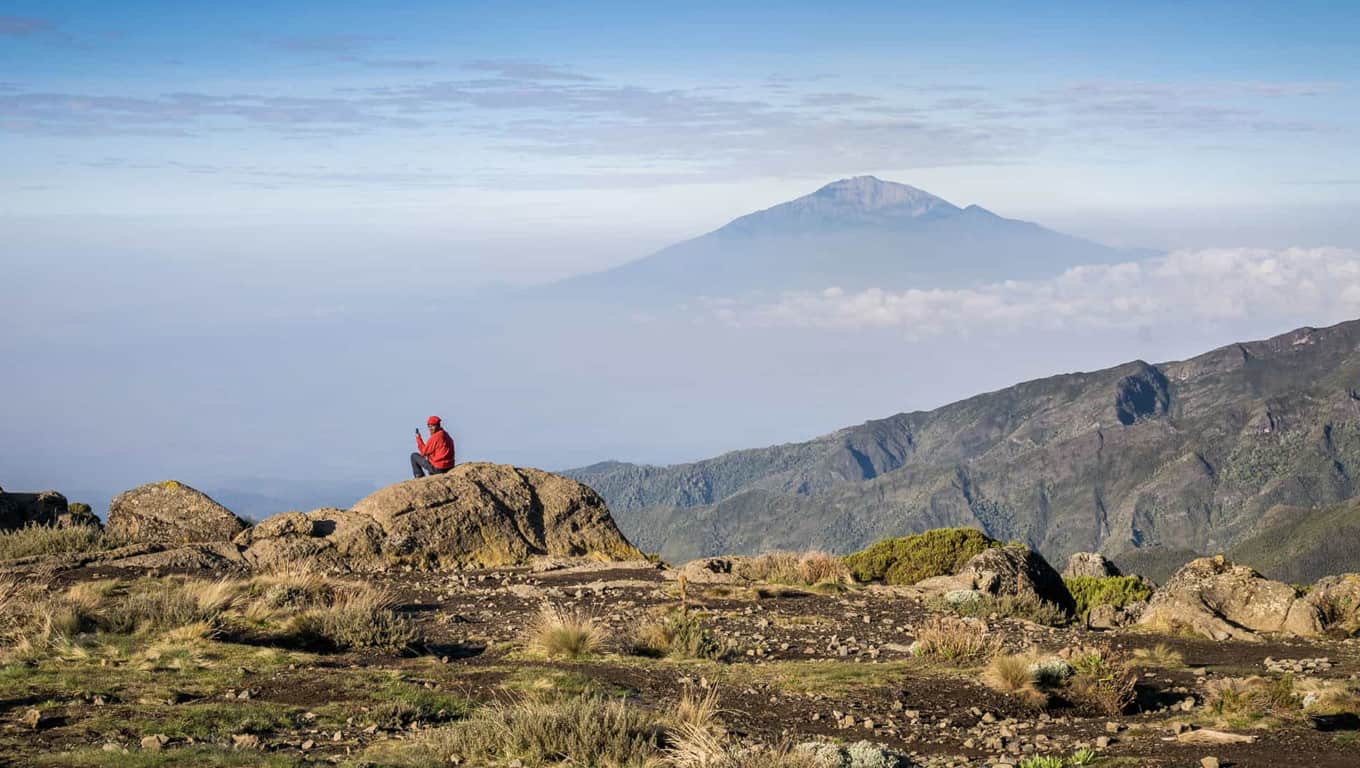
[411,452,434,478]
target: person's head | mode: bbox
[427,416,442,432]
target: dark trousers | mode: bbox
[411,453,451,478]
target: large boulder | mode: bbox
[0,488,98,531]
[954,545,1077,616]
[1137,555,1323,642]
[107,481,248,544]
[241,463,641,571]
[1063,552,1122,578]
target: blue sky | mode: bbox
[3,1,1360,514]
[3,0,1358,264]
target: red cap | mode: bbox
[427,415,442,426]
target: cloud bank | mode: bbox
[711,247,1360,336]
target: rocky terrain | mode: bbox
[2,471,1359,767]
[569,319,1360,580]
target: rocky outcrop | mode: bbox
[1063,552,1122,578]
[954,545,1077,616]
[1087,601,1146,630]
[106,481,248,544]
[240,463,641,571]
[1137,555,1323,641]
[234,508,385,571]
[667,557,740,585]
[1308,573,1360,633]
[0,488,99,531]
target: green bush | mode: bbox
[1062,576,1153,619]
[844,528,999,585]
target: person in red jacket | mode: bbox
[412,416,456,478]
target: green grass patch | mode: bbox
[843,528,999,585]
[31,746,305,768]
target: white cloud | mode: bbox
[711,247,1360,336]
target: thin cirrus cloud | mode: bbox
[0,15,50,37]
[273,35,440,70]
[709,247,1360,335]
[463,59,598,82]
[0,60,1348,189]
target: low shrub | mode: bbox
[844,528,999,585]
[1066,648,1137,716]
[1062,575,1153,619]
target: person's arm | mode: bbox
[415,430,427,454]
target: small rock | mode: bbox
[21,709,45,730]
[1201,758,1221,768]
[140,735,169,751]
[231,734,261,751]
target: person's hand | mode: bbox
[415,428,421,437]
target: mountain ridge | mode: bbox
[566,319,1360,568]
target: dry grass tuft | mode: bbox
[286,584,416,653]
[405,694,662,767]
[0,524,123,561]
[983,654,1049,709]
[529,603,604,660]
[737,551,852,588]
[674,686,723,732]
[1130,642,1185,669]
[630,610,729,661]
[1205,675,1300,725]
[910,617,1000,664]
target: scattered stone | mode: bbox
[140,735,169,751]
[1176,729,1257,745]
[231,734,261,750]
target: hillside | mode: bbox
[1227,498,1360,584]
[567,319,1360,566]
[548,176,1141,302]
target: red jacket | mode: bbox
[416,428,456,469]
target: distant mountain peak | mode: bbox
[809,176,953,214]
[717,176,962,237]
